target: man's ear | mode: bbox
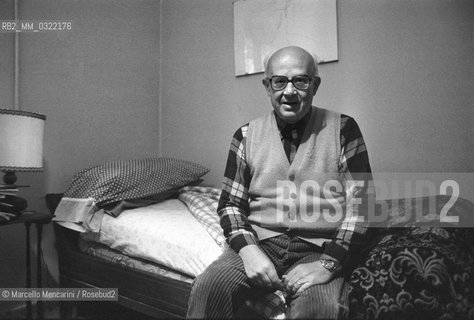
[262,78,272,96]
[312,76,321,96]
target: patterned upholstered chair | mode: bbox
[348,195,474,320]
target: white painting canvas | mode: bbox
[234,0,338,76]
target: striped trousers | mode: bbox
[186,234,349,319]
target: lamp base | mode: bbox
[2,170,17,185]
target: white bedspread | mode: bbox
[90,198,223,277]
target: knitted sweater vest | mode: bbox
[246,106,344,245]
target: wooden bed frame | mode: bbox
[47,194,191,319]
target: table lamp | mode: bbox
[0,108,46,214]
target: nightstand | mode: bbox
[0,211,53,320]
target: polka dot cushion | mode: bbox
[63,157,210,207]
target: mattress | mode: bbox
[81,198,224,277]
[78,237,193,283]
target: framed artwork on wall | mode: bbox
[233,0,338,76]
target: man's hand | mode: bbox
[282,261,334,297]
[239,245,283,290]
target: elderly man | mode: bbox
[187,46,373,319]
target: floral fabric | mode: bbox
[348,196,474,320]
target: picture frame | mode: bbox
[233,0,338,76]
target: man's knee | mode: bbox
[192,261,246,297]
[187,260,250,319]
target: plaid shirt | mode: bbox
[218,111,374,264]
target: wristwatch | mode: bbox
[319,259,338,273]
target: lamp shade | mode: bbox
[0,109,46,172]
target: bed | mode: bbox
[48,194,212,319]
[49,158,474,319]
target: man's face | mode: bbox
[263,53,319,124]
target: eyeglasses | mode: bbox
[267,75,314,91]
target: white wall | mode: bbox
[19,0,162,192]
[160,0,474,187]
